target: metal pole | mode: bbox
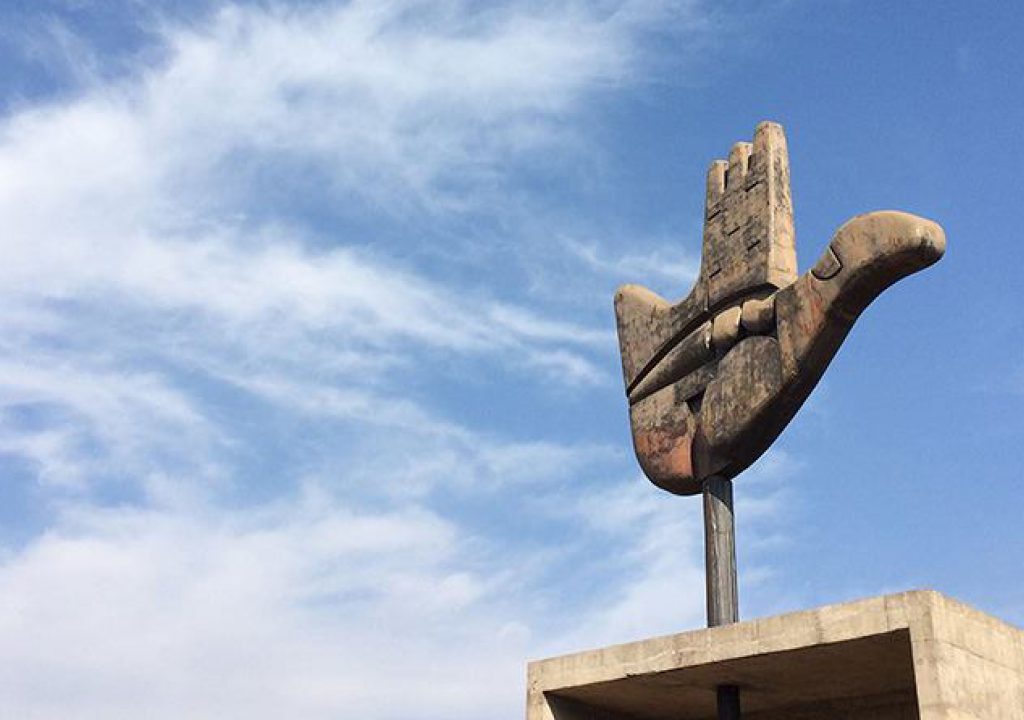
[703,475,738,625]
[716,685,740,720]
[703,475,740,720]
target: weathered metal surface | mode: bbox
[630,321,712,404]
[614,121,945,495]
[717,685,741,720]
[703,475,738,627]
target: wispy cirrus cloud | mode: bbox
[1,0,663,511]
[562,234,700,287]
[0,494,524,720]
[0,2,792,719]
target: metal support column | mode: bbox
[703,475,740,720]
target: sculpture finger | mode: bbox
[706,160,727,209]
[695,336,784,480]
[776,211,946,383]
[725,142,752,190]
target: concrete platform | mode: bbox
[527,591,1023,719]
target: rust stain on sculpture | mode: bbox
[629,386,700,495]
[614,122,945,495]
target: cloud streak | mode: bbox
[0,2,791,719]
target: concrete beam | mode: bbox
[527,591,1024,720]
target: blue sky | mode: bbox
[0,1,1021,717]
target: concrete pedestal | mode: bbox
[527,591,1023,719]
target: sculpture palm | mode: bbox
[614,122,945,495]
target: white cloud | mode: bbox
[0,495,527,720]
[562,478,707,646]
[563,234,701,288]
[0,444,800,719]
[0,350,221,491]
[0,1,782,719]
[0,0,630,390]
[545,447,804,652]
[0,0,663,516]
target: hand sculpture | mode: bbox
[614,121,945,495]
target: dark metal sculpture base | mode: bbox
[703,475,740,718]
[717,684,741,720]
